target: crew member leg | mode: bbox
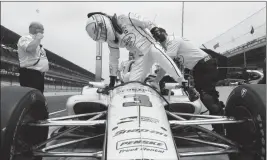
[193,59,224,133]
[19,68,45,94]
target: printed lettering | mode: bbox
[113,129,168,137]
[118,147,165,154]
[123,94,152,107]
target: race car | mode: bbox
[1,80,266,160]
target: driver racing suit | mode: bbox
[118,59,135,82]
[107,13,184,84]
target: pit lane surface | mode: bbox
[44,86,235,160]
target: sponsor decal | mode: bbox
[161,127,167,131]
[117,120,134,125]
[241,88,247,98]
[117,116,159,125]
[120,116,137,121]
[116,88,153,94]
[118,147,165,154]
[121,33,136,49]
[113,129,168,137]
[31,93,36,102]
[117,138,167,150]
[112,126,118,131]
[123,94,152,107]
[141,116,159,124]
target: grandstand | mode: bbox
[202,7,266,70]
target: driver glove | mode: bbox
[109,76,116,88]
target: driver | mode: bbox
[118,51,140,83]
[85,12,185,88]
[151,27,224,134]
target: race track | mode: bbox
[44,86,236,160]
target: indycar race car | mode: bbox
[1,80,266,160]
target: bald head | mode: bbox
[29,22,44,34]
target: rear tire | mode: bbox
[1,86,48,160]
[225,84,266,160]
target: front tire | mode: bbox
[225,84,266,160]
[1,86,48,160]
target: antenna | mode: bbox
[181,2,184,37]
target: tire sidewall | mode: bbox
[225,85,266,160]
[2,90,48,160]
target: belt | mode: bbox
[203,55,212,62]
[193,55,212,71]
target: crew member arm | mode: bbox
[18,36,41,53]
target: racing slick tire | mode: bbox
[1,86,48,160]
[225,84,266,160]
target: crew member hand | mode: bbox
[35,33,44,40]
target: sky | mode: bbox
[1,1,266,80]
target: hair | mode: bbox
[29,22,43,29]
[158,27,166,33]
[150,27,167,34]
[29,22,43,34]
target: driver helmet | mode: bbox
[86,14,115,42]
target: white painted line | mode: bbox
[49,109,67,116]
